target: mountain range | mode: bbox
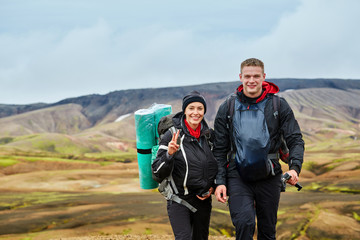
[0,78,359,157]
[1,78,360,125]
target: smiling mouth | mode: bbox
[190,116,201,120]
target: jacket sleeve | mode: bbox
[213,100,231,186]
[280,98,305,175]
[151,130,175,181]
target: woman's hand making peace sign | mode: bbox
[168,130,180,155]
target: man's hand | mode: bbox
[215,185,227,203]
[285,169,298,186]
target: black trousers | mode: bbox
[227,173,282,240]
[167,196,212,240]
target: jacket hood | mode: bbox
[237,81,279,103]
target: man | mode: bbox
[213,58,304,239]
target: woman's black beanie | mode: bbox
[182,90,207,113]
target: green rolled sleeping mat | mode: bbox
[135,104,172,189]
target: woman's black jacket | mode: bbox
[152,112,218,197]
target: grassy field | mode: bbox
[0,187,359,239]
[0,149,359,240]
[0,112,359,239]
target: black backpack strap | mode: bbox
[202,128,214,150]
[272,94,290,163]
[272,94,280,121]
[226,93,237,128]
[225,93,237,159]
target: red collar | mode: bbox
[237,81,280,103]
[184,119,201,139]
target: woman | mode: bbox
[152,90,218,240]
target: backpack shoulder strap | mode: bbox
[272,94,290,163]
[169,126,181,145]
[168,126,177,136]
[202,128,214,150]
[226,93,237,124]
[272,94,280,121]
[157,153,197,213]
[225,93,237,156]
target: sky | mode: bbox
[1,0,359,104]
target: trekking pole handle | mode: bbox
[282,173,302,191]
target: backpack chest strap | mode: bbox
[268,153,280,159]
[229,152,280,160]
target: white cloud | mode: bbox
[1,19,241,104]
[237,0,360,78]
[0,0,359,104]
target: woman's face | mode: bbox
[184,102,205,130]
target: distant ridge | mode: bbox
[1,78,360,125]
[0,82,359,162]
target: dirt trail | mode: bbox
[54,235,234,240]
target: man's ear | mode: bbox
[239,73,243,82]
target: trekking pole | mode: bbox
[281,173,302,191]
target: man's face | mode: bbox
[239,66,266,98]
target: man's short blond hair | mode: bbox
[240,58,264,73]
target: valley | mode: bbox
[0,81,359,239]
